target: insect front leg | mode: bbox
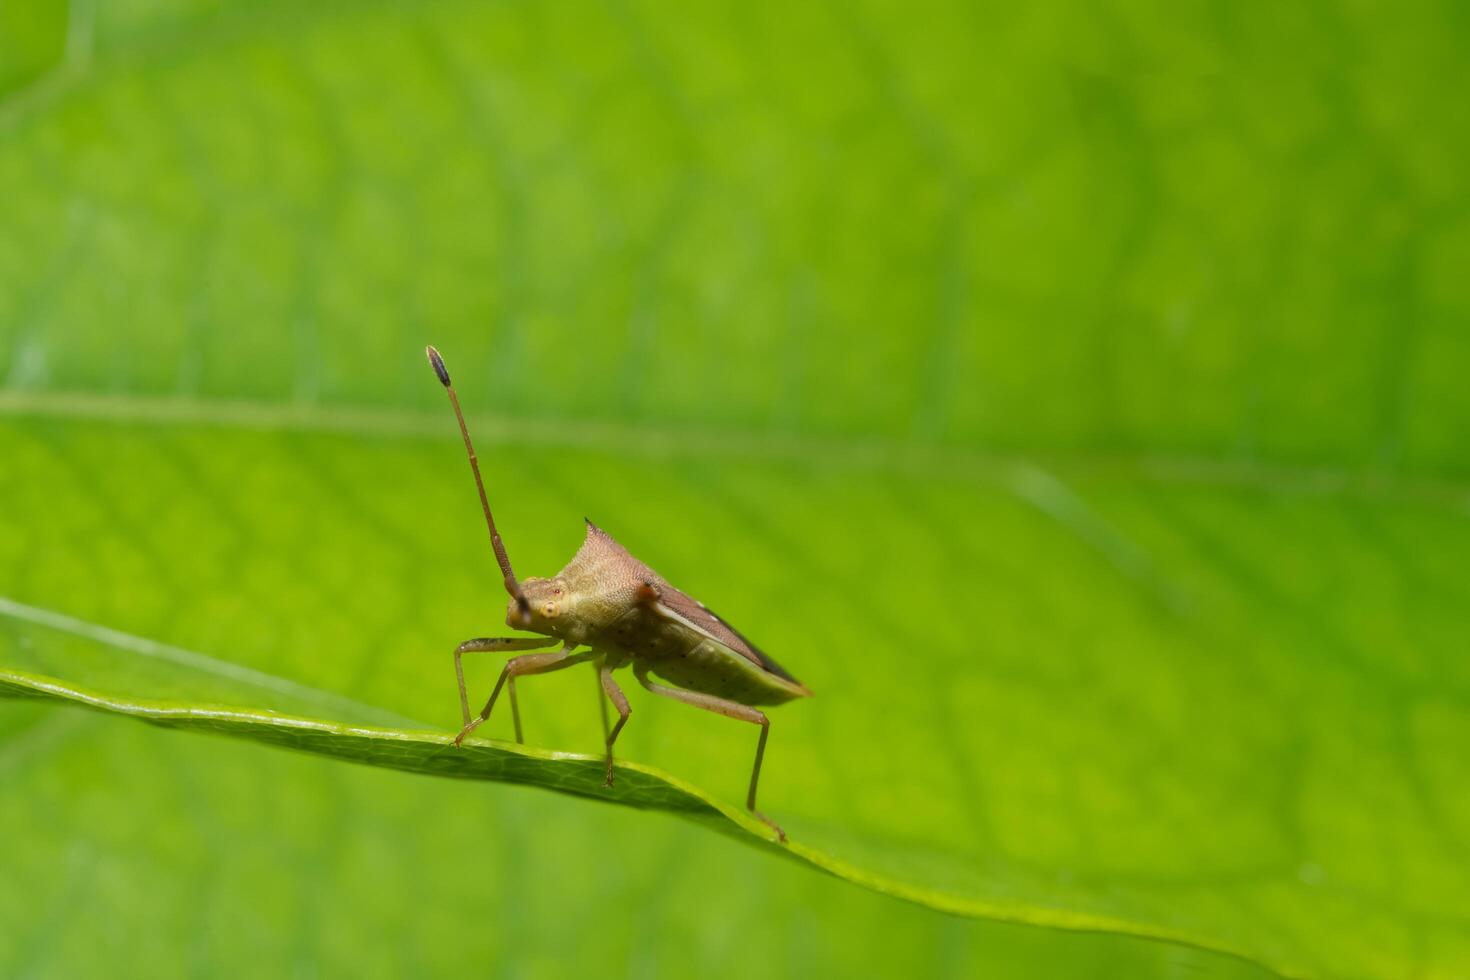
[632,664,787,843]
[598,665,631,788]
[453,636,559,733]
[454,645,594,747]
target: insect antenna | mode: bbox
[426,345,531,625]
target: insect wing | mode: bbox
[650,584,804,686]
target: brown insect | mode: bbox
[427,346,809,840]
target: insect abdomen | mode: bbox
[645,638,808,707]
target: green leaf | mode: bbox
[3,1,1469,979]
[0,664,1302,964]
[0,666,746,828]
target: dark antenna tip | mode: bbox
[426,345,451,387]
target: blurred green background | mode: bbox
[3,1,1470,978]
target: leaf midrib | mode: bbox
[2,387,1467,505]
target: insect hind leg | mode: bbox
[632,664,787,843]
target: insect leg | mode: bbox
[453,636,559,727]
[632,665,787,843]
[594,664,611,742]
[454,645,594,747]
[598,666,632,788]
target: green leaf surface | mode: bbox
[0,669,730,821]
[0,663,1303,966]
[3,1,1470,979]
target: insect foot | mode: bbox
[754,811,787,844]
[452,719,483,747]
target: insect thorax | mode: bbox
[551,521,662,643]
